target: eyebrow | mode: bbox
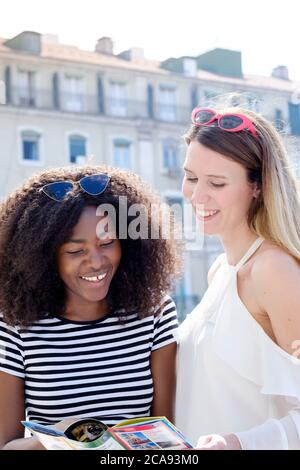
[66,234,113,243]
[206,174,228,179]
[183,167,193,173]
[183,168,228,179]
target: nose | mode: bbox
[87,247,106,269]
[191,183,210,205]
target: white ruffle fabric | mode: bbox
[175,238,300,449]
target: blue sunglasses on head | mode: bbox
[42,174,110,202]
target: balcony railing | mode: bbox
[3,87,191,124]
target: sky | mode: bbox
[1,0,299,81]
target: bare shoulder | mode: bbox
[251,243,300,284]
[249,243,300,354]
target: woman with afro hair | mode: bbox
[0,165,182,450]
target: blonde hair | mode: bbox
[185,107,300,261]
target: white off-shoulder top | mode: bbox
[175,237,300,449]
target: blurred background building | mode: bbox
[1,30,300,320]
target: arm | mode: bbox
[0,372,81,450]
[0,371,45,450]
[150,342,177,421]
[150,295,178,421]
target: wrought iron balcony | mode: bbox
[4,87,191,124]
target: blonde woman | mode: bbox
[175,107,300,450]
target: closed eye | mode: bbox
[210,183,226,188]
[66,249,84,255]
[101,240,114,246]
[186,177,198,182]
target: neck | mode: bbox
[63,296,108,322]
[219,223,259,266]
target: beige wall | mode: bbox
[0,107,187,196]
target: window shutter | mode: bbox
[191,85,198,110]
[5,66,12,104]
[147,84,154,119]
[288,102,300,135]
[97,74,105,114]
[52,73,60,109]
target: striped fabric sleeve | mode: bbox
[152,295,179,351]
[0,318,25,379]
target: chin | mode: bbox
[83,290,109,303]
[199,226,219,236]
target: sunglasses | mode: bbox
[191,107,257,137]
[42,174,110,202]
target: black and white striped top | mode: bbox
[0,296,178,426]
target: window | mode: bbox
[17,70,36,106]
[159,86,177,121]
[230,95,242,107]
[247,94,261,112]
[109,82,128,117]
[274,109,285,132]
[113,138,132,169]
[69,135,87,164]
[162,139,180,175]
[164,193,184,242]
[21,130,40,161]
[64,76,84,112]
[165,194,184,225]
[202,89,218,108]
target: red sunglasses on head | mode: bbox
[191,107,257,137]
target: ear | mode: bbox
[252,183,261,199]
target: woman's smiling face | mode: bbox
[182,141,258,236]
[57,205,121,311]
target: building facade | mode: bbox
[1,31,300,320]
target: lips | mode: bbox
[79,270,108,283]
[195,209,220,222]
[197,209,219,217]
